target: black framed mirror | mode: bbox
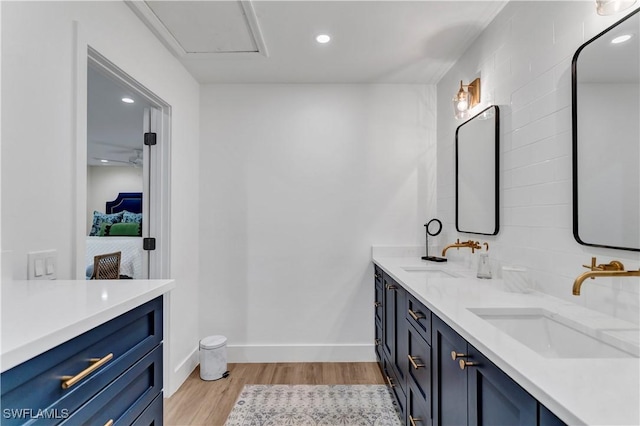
[572,8,640,252]
[455,105,500,235]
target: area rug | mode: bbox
[224,384,402,426]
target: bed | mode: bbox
[86,192,144,279]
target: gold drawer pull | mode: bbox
[459,359,479,370]
[451,351,468,361]
[385,375,395,388]
[374,301,382,308]
[385,283,397,290]
[408,309,425,321]
[374,273,381,279]
[61,353,114,389]
[375,338,381,346]
[104,420,114,426]
[409,415,422,426]
[408,354,425,370]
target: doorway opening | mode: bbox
[77,47,171,281]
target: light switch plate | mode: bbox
[28,250,57,280]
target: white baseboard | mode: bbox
[227,343,376,363]
[166,345,199,397]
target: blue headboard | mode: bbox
[105,192,142,214]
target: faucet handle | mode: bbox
[582,257,598,271]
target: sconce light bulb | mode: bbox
[456,100,468,111]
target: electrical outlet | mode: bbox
[28,250,57,280]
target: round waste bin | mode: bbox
[199,335,227,381]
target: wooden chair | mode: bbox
[92,251,122,280]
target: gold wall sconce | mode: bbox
[595,0,637,15]
[452,78,481,120]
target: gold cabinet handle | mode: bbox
[459,359,479,370]
[408,354,425,370]
[104,420,114,426]
[408,309,425,321]
[375,338,381,346]
[385,375,395,388]
[374,273,381,279]
[61,353,113,389]
[385,283,397,290]
[409,415,422,426]
[374,301,382,308]
[451,351,468,361]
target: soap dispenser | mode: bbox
[477,253,492,279]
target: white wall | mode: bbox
[199,84,436,361]
[437,2,640,324]
[86,166,143,234]
[1,1,200,395]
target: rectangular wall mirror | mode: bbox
[455,105,500,235]
[572,8,640,252]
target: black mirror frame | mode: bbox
[455,105,500,236]
[571,7,640,252]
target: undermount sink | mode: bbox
[400,266,458,278]
[469,307,639,358]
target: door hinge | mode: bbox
[144,132,157,146]
[143,238,156,251]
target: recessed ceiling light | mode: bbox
[100,159,109,163]
[121,97,135,103]
[611,34,633,44]
[316,34,331,44]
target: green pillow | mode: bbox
[108,222,140,236]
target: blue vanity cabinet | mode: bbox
[1,297,163,425]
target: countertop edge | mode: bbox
[1,279,175,372]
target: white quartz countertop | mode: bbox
[373,255,640,426]
[1,279,175,372]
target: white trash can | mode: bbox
[199,335,228,381]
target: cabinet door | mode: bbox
[539,405,566,426]
[394,286,408,391]
[467,346,536,426]
[432,316,468,426]
[382,275,395,361]
[407,325,431,411]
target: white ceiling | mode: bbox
[87,66,152,166]
[128,0,507,84]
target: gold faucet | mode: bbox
[441,239,482,256]
[573,257,640,296]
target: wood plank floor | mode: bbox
[164,362,385,425]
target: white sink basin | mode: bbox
[400,266,458,278]
[469,307,639,358]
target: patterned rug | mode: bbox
[224,384,402,426]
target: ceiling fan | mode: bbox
[92,148,143,167]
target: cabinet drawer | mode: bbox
[1,297,162,425]
[131,393,163,426]
[407,379,432,426]
[374,265,384,287]
[375,324,383,362]
[383,357,405,422]
[61,344,162,425]
[407,325,431,409]
[374,283,383,325]
[406,293,431,344]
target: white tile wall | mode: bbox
[436,1,640,324]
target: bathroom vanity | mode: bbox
[0,279,174,425]
[373,253,639,426]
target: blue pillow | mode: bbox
[90,211,123,236]
[122,210,142,225]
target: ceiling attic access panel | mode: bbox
[127,0,268,58]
